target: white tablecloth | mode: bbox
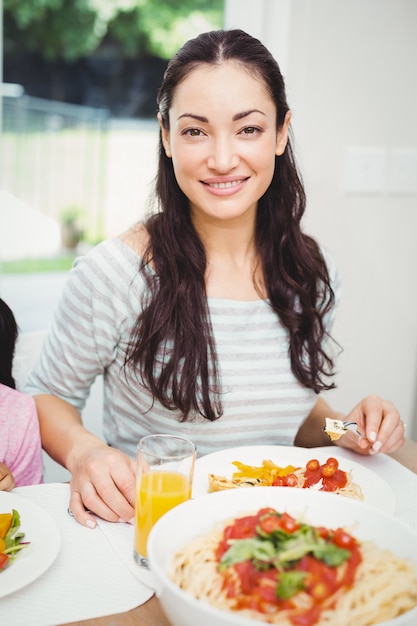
[0,449,416,625]
[0,483,154,626]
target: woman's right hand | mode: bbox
[67,440,137,529]
[0,462,15,491]
[34,394,137,529]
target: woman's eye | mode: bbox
[241,126,261,135]
[183,128,203,136]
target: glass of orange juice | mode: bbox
[134,434,196,568]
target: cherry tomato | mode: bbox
[257,508,277,517]
[279,512,300,533]
[332,528,357,550]
[321,464,337,477]
[283,473,299,487]
[306,459,320,472]
[259,515,282,534]
[272,476,286,486]
[310,581,333,601]
[0,552,9,570]
[325,457,339,469]
[316,526,330,539]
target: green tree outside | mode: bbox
[3,0,224,61]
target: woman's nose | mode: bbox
[207,137,239,172]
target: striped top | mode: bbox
[25,238,339,459]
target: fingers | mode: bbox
[67,454,137,528]
[68,488,97,528]
[334,430,371,455]
[0,463,15,492]
[373,416,406,454]
[347,395,404,456]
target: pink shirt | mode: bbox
[0,383,43,486]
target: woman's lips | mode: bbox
[201,177,249,195]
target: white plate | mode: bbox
[0,490,61,598]
[192,445,396,513]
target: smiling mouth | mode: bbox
[203,178,248,189]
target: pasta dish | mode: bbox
[170,506,417,626]
[208,456,364,501]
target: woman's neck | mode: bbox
[199,225,266,301]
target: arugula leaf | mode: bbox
[276,571,307,600]
[312,544,351,566]
[218,521,352,573]
[219,538,268,571]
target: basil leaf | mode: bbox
[312,544,351,566]
[218,539,258,571]
[276,571,307,600]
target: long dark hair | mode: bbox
[0,298,18,389]
[126,29,336,421]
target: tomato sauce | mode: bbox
[216,507,362,626]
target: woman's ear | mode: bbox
[275,110,292,156]
[158,112,172,158]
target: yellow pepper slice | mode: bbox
[231,460,299,485]
[0,513,12,539]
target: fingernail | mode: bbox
[369,431,377,442]
[86,519,96,529]
[372,440,382,453]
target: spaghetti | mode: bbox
[170,507,417,626]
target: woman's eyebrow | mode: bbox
[233,109,265,121]
[177,113,208,122]
[177,109,265,123]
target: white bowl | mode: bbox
[147,487,417,626]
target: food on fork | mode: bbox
[323,417,350,441]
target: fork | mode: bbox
[323,418,362,439]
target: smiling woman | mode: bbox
[158,61,290,228]
[24,28,405,530]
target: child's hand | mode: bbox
[0,462,16,491]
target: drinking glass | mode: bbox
[133,433,196,568]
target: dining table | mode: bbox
[1,438,417,626]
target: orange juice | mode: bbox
[135,470,191,558]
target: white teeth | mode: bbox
[210,180,243,189]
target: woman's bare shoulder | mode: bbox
[118,224,149,257]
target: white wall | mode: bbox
[225,0,417,440]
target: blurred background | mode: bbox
[1,0,416,445]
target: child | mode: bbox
[0,298,43,489]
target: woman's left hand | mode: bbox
[335,394,405,455]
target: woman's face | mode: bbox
[159,60,291,225]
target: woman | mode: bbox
[26,29,404,528]
[0,298,43,489]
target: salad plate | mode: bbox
[192,445,396,514]
[0,490,61,598]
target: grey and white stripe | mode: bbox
[25,238,339,458]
